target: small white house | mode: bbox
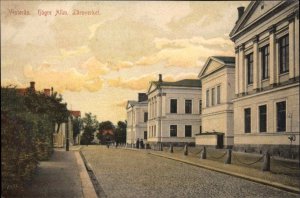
[147,74,202,147]
[126,93,148,145]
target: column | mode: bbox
[295,12,299,77]
[239,44,245,94]
[269,25,276,85]
[235,47,239,95]
[288,15,295,79]
[252,35,259,90]
[258,49,262,89]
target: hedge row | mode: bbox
[1,87,67,196]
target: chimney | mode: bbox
[44,89,51,96]
[51,87,54,96]
[138,93,148,102]
[30,81,35,90]
[158,74,162,83]
[237,6,245,21]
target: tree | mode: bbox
[80,113,98,145]
[115,121,127,144]
[72,117,82,143]
[97,121,115,144]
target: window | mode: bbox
[261,45,269,80]
[170,125,177,137]
[144,112,148,122]
[144,131,147,140]
[185,125,192,137]
[212,88,215,106]
[199,100,202,114]
[217,86,221,104]
[185,100,192,114]
[247,53,253,85]
[259,105,267,132]
[276,101,286,132]
[200,126,202,133]
[244,108,251,133]
[279,35,289,74]
[206,90,209,107]
[170,99,177,113]
[154,125,156,137]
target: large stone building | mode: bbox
[147,74,202,147]
[230,1,299,158]
[196,56,235,149]
[126,93,148,145]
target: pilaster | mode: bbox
[252,35,259,90]
[288,15,295,79]
[269,25,277,86]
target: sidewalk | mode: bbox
[121,146,300,194]
[20,148,97,198]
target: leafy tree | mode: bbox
[97,121,115,144]
[80,113,98,145]
[72,117,82,142]
[115,121,127,144]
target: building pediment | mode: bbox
[147,82,158,94]
[230,1,291,40]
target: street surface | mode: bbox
[81,146,298,198]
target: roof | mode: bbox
[69,110,81,117]
[211,56,235,65]
[153,79,202,88]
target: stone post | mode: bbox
[170,144,173,153]
[200,146,206,159]
[262,151,270,171]
[184,144,188,156]
[225,149,232,164]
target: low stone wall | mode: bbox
[233,144,299,159]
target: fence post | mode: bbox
[170,144,173,153]
[201,146,206,159]
[262,151,270,171]
[225,149,232,164]
[184,144,188,156]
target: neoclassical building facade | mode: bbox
[147,74,202,146]
[126,93,148,145]
[230,1,299,158]
[196,56,235,149]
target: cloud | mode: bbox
[108,73,198,91]
[22,57,108,92]
[135,36,234,68]
[115,100,128,108]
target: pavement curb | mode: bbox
[75,151,98,198]
[149,152,300,195]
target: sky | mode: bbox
[1,1,249,123]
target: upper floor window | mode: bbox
[244,108,251,133]
[279,35,289,74]
[212,88,215,106]
[170,125,177,137]
[261,45,269,80]
[259,105,267,132]
[144,112,148,122]
[276,101,286,132]
[217,86,221,104]
[199,100,202,114]
[170,99,177,113]
[185,125,192,137]
[247,53,253,85]
[206,90,209,107]
[185,100,192,114]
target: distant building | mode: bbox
[230,1,299,158]
[196,56,235,148]
[126,93,148,145]
[147,74,202,147]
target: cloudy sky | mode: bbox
[1,1,249,123]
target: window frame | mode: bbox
[199,100,202,114]
[144,112,148,122]
[206,89,209,107]
[261,45,269,80]
[170,125,177,137]
[247,53,254,85]
[212,88,215,106]
[244,108,251,133]
[217,85,221,104]
[185,99,192,114]
[185,125,192,137]
[170,99,177,114]
[258,105,267,133]
[276,101,286,132]
[144,131,147,140]
[279,34,289,74]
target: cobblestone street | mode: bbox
[81,146,298,198]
